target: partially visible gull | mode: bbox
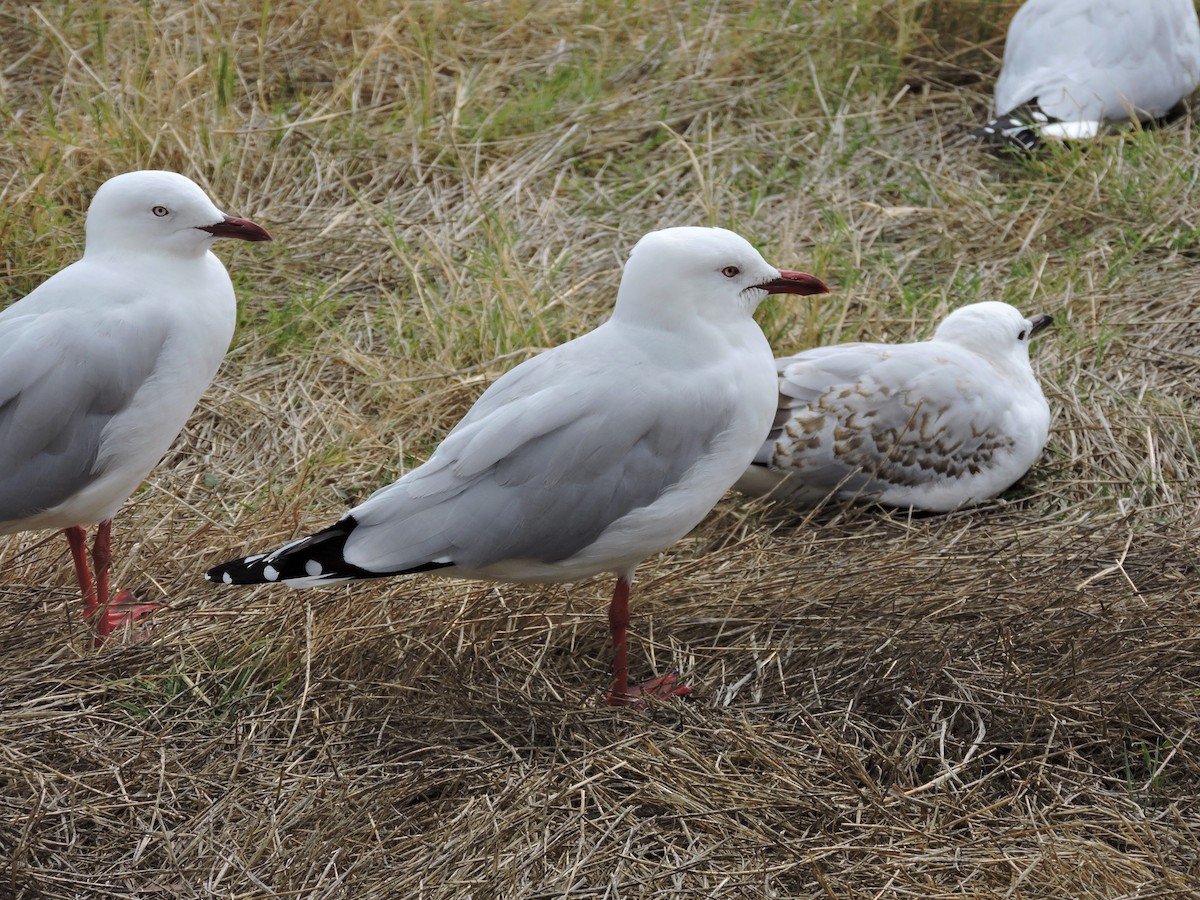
[972,0,1200,151]
[0,170,271,641]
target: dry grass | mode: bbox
[2,0,1200,896]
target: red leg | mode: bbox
[63,526,98,624]
[603,575,692,708]
[88,519,161,642]
[92,519,114,611]
[606,575,632,701]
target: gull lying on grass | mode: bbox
[736,302,1052,512]
[972,0,1200,152]
[207,226,829,706]
[0,171,271,642]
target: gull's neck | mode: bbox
[84,242,215,264]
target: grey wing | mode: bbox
[342,349,731,574]
[0,311,162,520]
[1069,2,1200,116]
[996,1,1106,115]
[997,0,1199,119]
[763,345,1014,497]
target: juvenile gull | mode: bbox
[972,0,1200,152]
[736,302,1052,512]
[0,171,271,641]
[206,226,829,706]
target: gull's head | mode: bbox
[84,170,271,259]
[614,226,828,326]
[933,301,1053,361]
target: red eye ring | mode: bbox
[721,265,740,278]
[152,206,170,217]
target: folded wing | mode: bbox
[0,309,164,524]
[752,343,1019,508]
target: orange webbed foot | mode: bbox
[604,674,693,708]
[91,590,162,644]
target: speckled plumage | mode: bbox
[737,302,1052,512]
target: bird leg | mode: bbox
[63,525,98,622]
[87,519,161,642]
[603,574,692,707]
[606,575,633,701]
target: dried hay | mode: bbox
[0,1,1198,897]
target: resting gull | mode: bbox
[972,0,1200,151]
[736,302,1052,512]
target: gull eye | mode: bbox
[152,205,170,217]
[721,265,740,278]
[1018,329,1027,340]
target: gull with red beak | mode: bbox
[0,170,271,642]
[207,226,828,706]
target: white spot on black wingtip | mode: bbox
[263,565,280,582]
[222,572,232,585]
[304,559,323,577]
[971,103,1055,155]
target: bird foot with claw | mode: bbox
[605,674,693,708]
[91,591,162,643]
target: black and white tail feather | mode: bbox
[204,515,453,588]
[970,102,1055,153]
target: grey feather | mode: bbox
[0,306,165,520]
[995,0,1200,125]
[342,338,736,574]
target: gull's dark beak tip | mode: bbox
[197,214,272,242]
[1029,312,1053,336]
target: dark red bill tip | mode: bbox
[757,270,830,296]
[1029,312,1053,336]
[197,214,272,242]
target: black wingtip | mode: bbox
[204,554,279,586]
[970,103,1053,155]
[205,515,458,587]
[206,516,375,586]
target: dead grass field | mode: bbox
[1,0,1199,896]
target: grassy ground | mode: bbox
[2,0,1199,896]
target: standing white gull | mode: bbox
[736,302,1052,512]
[206,226,829,706]
[0,170,271,641]
[972,0,1200,152]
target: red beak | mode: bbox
[756,270,830,296]
[197,215,272,242]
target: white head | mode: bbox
[84,170,271,259]
[612,226,828,328]
[933,301,1053,361]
